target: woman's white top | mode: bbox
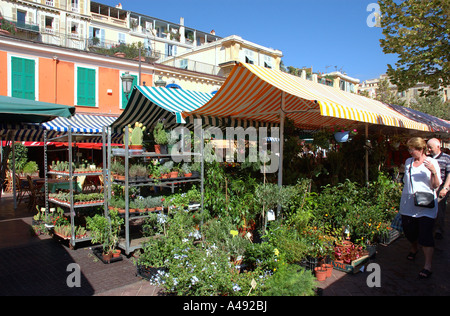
[399,157,442,218]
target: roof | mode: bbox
[386,103,450,134]
[111,85,214,131]
[0,113,118,143]
[0,95,75,124]
[183,63,432,132]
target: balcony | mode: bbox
[1,20,219,76]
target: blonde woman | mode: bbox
[399,137,441,279]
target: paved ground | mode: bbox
[0,192,449,296]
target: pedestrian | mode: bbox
[399,137,441,279]
[427,138,450,240]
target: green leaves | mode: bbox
[379,0,449,92]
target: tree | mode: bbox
[409,95,450,120]
[375,78,406,106]
[379,0,450,94]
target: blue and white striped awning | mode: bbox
[111,86,213,132]
[43,113,117,133]
[0,113,118,142]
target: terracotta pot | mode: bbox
[112,249,121,258]
[169,171,178,178]
[184,173,192,177]
[129,144,143,150]
[102,252,112,263]
[322,263,333,278]
[314,266,328,281]
[114,52,126,58]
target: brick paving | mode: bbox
[0,192,449,296]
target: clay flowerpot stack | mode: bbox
[314,266,328,281]
[314,263,333,281]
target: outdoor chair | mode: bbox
[4,171,13,193]
[27,175,44,211]
[14,173,31,205]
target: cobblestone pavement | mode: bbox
[1,192,449,296]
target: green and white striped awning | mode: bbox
[111,86,278,132]
[111,86,213,132]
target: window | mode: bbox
[17,10,26,25]
[121,73,137,109]
[89,27,105,46]
[11,57,35,100]
[244,49,255,65]
[118,33,126,44]
[77,67,96,107]
[263,55,272,69]
[166,44,177,57]
[71,22,78,34]
[179,59,188,70]
[71,0,79,12]
[45,16,53,29]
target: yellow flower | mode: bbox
[274,248,279,256]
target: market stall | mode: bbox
[182,62,438,185]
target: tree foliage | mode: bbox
[379,0,450,94]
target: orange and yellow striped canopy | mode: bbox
[183,63,431,132]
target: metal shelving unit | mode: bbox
[44,127,108,248]
[106,126,204,255]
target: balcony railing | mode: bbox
[0,19,219,76]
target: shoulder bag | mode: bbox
[409,162,435,208]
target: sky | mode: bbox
[100,0,398,82]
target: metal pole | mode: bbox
[44,130,48,214]
[365,123,369,184]
[12,136,16,210]
[68,126,75,247]
[124,127,130,254]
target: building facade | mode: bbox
[358,74,450,104]
[0,0,282,116]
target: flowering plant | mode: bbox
[0,16,17,34]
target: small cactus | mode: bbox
[123,122,146,145]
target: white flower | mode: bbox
[191,276,199,284]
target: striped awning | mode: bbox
[386,103,450,134]
[0,113,118,142]
[111,86,214,132]
[183,63,432,132]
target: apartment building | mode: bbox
[0,0,283,115]
[358,74,450,104]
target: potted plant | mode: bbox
[191,162,201,178]
[0,16,17,35]
[159,162,171,179]
[153,120,169,154]
[181,162,192,177]
[124,122,146,152]
[22,161,39,177]
[129,164,147,182]
[86,210,124,263]
[111,160,125,181]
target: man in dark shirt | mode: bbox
[427,138,450,239]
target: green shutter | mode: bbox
[77,67,96,107]
[121,74,137,109]
[11,57,35,100]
